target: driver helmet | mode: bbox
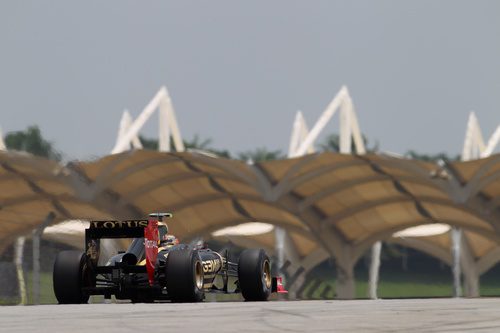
[163,235,179,247]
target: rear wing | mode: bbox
[85,220,149,239]
[85,220,150,267]
[85,213,172,285]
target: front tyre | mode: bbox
[238,249,272,301]
[165,249,204,302]
[53,251,93,304]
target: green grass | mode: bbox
[3,265,500,304]
[0,298,18,305]
[302,278,500,300]
[301,271,500,300]
[1,271,58,305]
[295,246,500,299]
[25,271,58,304]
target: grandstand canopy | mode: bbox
[1,150,500,263]
[0,152,113,252]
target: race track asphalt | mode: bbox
[2,298,500,332]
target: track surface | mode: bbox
[2,299,500,332]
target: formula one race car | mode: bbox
[53,213,286,303]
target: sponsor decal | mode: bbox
[90,220,149,229]
[202,259,222,274]
[144,220,159,286]
[145,239,158,250]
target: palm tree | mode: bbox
[139,135,159,150]
[4,126,61,160]
[139,134,231,158]
[405,150,459,162]
[237,148,285,162]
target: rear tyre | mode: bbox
[130,295,154,303]
[238,249,272,301]
[165,249,204,302]
[53,251,93,304]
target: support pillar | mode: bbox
[459,232,480,298]
[368,241,382,299]
[32,212,55,305]
[335,244,355,299]
[451,227,462,297]
[32,233,40,305]
[14,237,27,305]
[274,227,286,278]
[274,227,301,287]
[286,266,306,300]
[463,269,480,298]
[336,261,355,299]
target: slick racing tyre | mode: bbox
[53,251,94,304]
[165,248,204,302]
[238,249,272,301]
[130,295,154,303]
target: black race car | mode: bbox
[53,213,286,303]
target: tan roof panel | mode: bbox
[1,149,499,272]
[237,200,308,232]
[170,198,249,239]
[399,181,450,200]
[422,203,494,232]
[257,153,364,184]
[463,230,498,259]
[0,179,35,199]
[336,201,427,242]
[315,180,405,217]
[288,231,319,258]
[450,157,496,182]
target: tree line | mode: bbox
[2,125,459,162]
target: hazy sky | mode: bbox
[1,1,499,160]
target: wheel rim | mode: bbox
[262,259,271,289]
[194,260,204,290]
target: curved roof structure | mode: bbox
[1,150,500,267]
[448,155,500,208]
[71,150,311,240]
[0,152,113,253]
[256,153,499,262]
